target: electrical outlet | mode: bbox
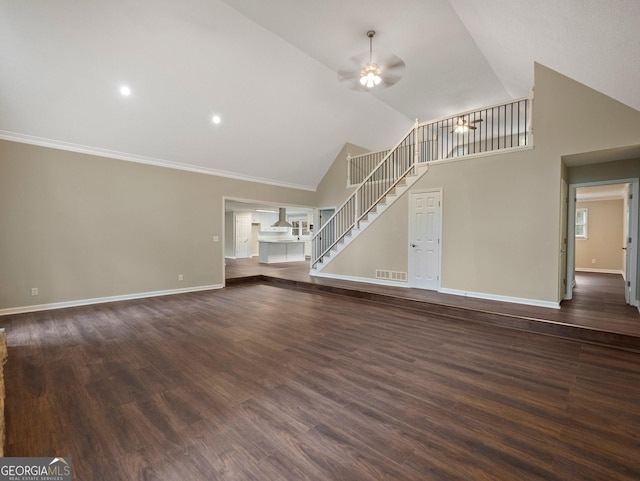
[178,274,184,281]
[592,259,596,264]
[31,287,39,296]
[213,235,219,242]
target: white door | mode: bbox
[624,185,632,304]
[409,190,441,290]
[560,180,568,300]
[235,215,251,258]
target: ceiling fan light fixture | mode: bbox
[454,118,469,133]
[359,30,384,89]
[360,63,382,88]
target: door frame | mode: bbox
[566,178,638,305]
[408,188,443,290]
[317,207,336,230]
[559,180,569,300]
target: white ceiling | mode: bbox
[576,184,628,201]
[2,0,639,190]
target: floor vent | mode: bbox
[376,270,407,282]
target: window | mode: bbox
[290,217,310,237]
[575,208,588,239]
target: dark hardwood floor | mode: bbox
[226,258,640,344]
[3,283,640,480]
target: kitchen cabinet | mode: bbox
[259,240,305,263]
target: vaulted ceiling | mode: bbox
[2,0,639,190]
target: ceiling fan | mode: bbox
[449,117,483,133]
[337,30,405,91]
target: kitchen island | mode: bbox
[258,240,306,264]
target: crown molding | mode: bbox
[0,130,316,192]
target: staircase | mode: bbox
[311,121,428,272]
[311,95,532,273]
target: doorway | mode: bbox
[566,179,638,306]
[408,189,442,290]
[318,208,335,229]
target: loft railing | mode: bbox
[313,95,532,269]
[347,149,390,187]
[416,97,531,163]
[345,96,532,184]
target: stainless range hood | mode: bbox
[271,208,292,228]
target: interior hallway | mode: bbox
[225,257,640,349]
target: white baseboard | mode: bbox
[0,284,223,316]
[438,288,560,309]
[310,271,409,288]
[575,268,624,275]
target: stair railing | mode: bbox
[347,149,391,187]
[312,121,420,268]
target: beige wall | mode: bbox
[575,200,624,271]
[316,63,640,304]
[322,189,409,279]
[314,142,369,210]
[0,140,315,310]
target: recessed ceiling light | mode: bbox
[120,85,131,96]
[212,115,221,125]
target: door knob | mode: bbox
[411,244,416,247]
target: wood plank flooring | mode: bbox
[226,258,640,340]
[3,284,640,480]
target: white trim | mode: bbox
[310,271,409,288]
[575,268,624,275]
[0,130,315,191]
[0,284,223,316]
[427,144,533,167]
[438,288,560,309]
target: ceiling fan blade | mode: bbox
[469,119,484,124]
[378,53,406,72]
[337,53,368,90]
[380,72,403,87]
[337,69,361,81]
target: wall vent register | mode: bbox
[376,270,407,282]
